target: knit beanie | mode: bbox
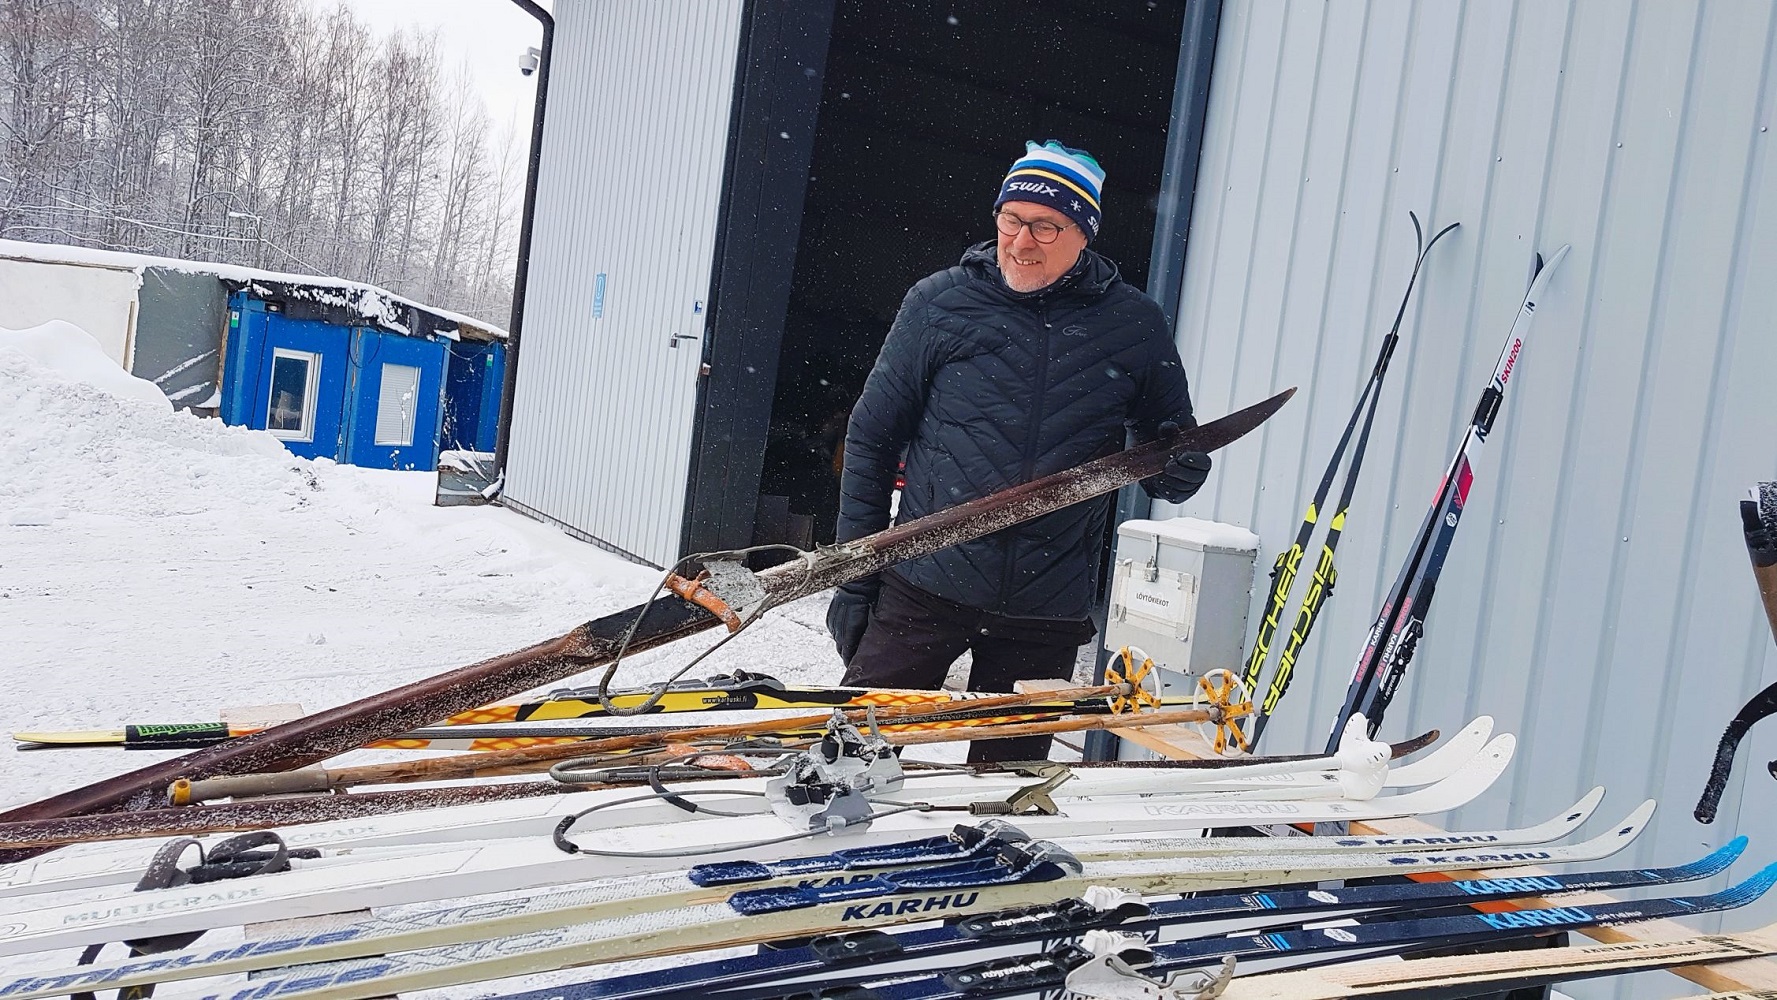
[994,140,1105,242]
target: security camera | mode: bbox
[519,46,540,77]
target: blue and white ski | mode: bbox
[482,835,1745,1000]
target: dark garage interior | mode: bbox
[748,0,1191,550]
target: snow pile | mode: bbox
[0,329,296,522]
[0,341,846,812]
[0,320,169,411]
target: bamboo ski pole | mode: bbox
[0,728,1435,852]
[175,685,1179,795]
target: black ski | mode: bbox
[1238,212,1459,747]
[709,862,1777,1000]
[1328,245,1570,749]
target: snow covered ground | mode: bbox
[0,321,1071,993]
[0,320,849,810]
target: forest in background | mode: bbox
[0,0,525,326]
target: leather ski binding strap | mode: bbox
[71,831,317,998]
[665,570,745,632]
[970,764,1073,816]
[955,886,1150,940]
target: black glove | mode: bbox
[826,578,880,664]
[1143,421,1212,503]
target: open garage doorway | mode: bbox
[750,0,1190,550]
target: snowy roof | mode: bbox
[0,238,509,342]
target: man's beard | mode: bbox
[1001,263,1051,293]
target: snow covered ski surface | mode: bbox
[0,717,1495,900]
[0,787,1620,997]
[0,732,1517,957]
[0,798,1656,999]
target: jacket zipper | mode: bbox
[997,296,1053,613]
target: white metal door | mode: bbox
[504,0,744,566]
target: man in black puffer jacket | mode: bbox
[827,140,1210,762]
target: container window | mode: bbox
[374,363,422,447]
[267,349,320,442]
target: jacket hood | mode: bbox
[960,241,1122,299]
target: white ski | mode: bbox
[0,717,1493,901]
[0,737,1515,957]
[121,807,1648,1000]
[0,788,1611,1000]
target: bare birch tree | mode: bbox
[0,0,523,322]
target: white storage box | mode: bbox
[1105,517,1260,690]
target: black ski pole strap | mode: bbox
[1696,490,1777,822]
[72,837,210,1000]
[1695,680,1777,823]
[187,830,310,882]
[1749,498,1777,567]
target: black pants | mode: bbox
[841,572,1096,763]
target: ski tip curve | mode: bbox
[1480,732,1518,768]
[1565,786,1608,825]
[1685,835,1752,878]
[1724,862,1777,907]
[1612,799,1658,842]
[1460,716,1495,744]
[1189,386,1298,457]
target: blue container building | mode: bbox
[220,280,504,471]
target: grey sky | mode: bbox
[339,0,548,138]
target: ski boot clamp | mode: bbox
[766,711,906,832]
[1063,933,1236,1000]
[943,930,1234,1000]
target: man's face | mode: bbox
[995,200,1087,293]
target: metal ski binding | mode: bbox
[1063,932,1235,1000]
[766,709,905,832]
[971,763,1073,816]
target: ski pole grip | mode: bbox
[170,769,333,805]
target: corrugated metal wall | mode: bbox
[1175,1,1777,990]
[504,0,745,566]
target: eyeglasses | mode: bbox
[994,209,1074,245]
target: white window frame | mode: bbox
[266,348,321,443]
[373,362,422,447]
